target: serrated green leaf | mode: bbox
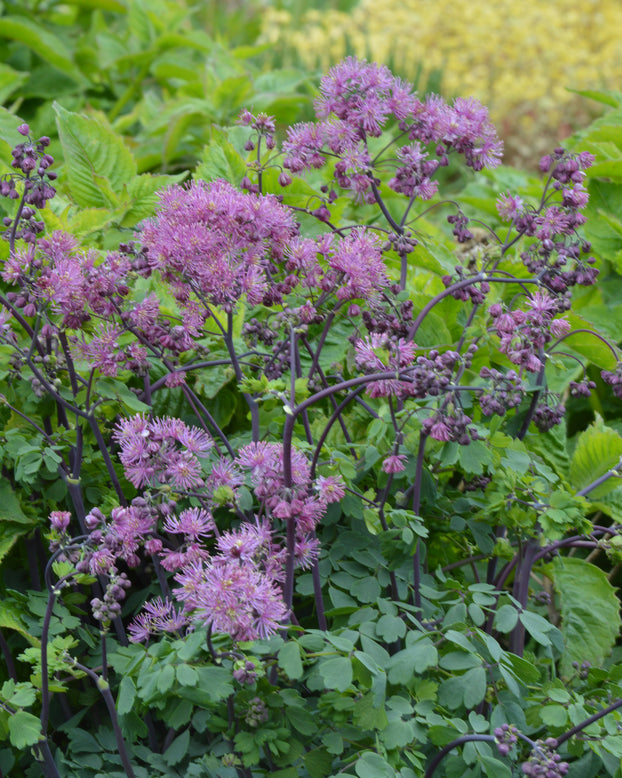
[569,417,622,499]
[196,132,247,185]
[553,556,621,675]
[319,656,352,692]
[120,171,187,227]
[355,751,394,778]
[176,663,198,687]
[8,710,42,749]
[0,17,87,84]
[539,704,568,727]
[54,104,136,208]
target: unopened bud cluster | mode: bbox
[521,739,569,777]
[1,124,56,245]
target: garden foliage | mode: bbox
[1,5,622,778]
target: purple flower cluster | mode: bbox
[488,291,571,375]
[65,412,347,642]
[494,723,518,757]
[282,57,502,204]
[601,364,622,399]
[478,367,524,417]
[354,332,416,397]
[521,739,569,777]
[422,408,479,444]
[517,150,598,294]
[113,415,213,490]
[140,179,297,311]
[1,125,56,213]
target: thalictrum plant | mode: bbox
[1,57,622,778]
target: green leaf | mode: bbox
[0,480,36,525]
[156,664,175,694]
[175,664,198,687]
[195,130,247,185]
[54,104,137,209]
[569,417,622,499]
[319,657,353,692]
[387,640,438,684]
[8,710,42,749]
[518,611,552,646]
[0,64,29,104]
[64,0,127,11]
[0,600,39,646]
[355,751,394,778]
[278,641,303,680]
[552,556,621,675]
[163,727,190,766]
[286,705,317,736]
[562,314,618,370]
[350,576,381,603]
[494,604,518,633]
[480,754,512,778]
[0,17,87,84]
[353,691,388,731]
[539,704,568,727]
[116,676,136,716]
[1,680,36,708]
[375,614,406,642]
[440,651,482,671]
[303,747,333,778]
[382,719,416,749]
[96,378,150,413]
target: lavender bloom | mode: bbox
[140,180,298,310]
[113,414,213,491]
[329,228,388,300]
[282,56,502,201]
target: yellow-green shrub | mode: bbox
[260,0,622,163]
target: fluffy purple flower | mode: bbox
[113,414,212,490]
[314,57,416,137]
[163,507,215,541]
[329,228,387,300]
[141,180,297,310]
[497,192,524,222]
[382,454,407,474]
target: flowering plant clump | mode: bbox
[2,58,622,778]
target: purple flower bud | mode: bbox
[50,510,71,533]
[17,124,30,137]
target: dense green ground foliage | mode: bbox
[2,3,622,778]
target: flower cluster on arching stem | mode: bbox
[49,415,345,643]
[3,55,622,778]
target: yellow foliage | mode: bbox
[260,0,622,163]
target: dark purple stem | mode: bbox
[424,734,496,778]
